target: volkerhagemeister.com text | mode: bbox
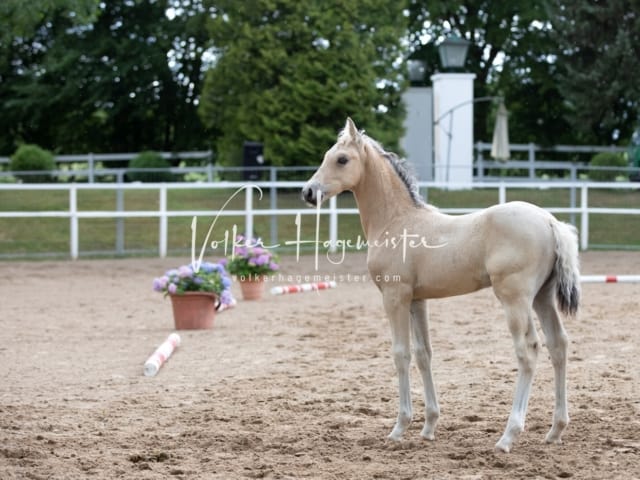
[235,273,402,284]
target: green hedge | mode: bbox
[126,151,173,182]
[588,152,628,181]
[10,144,55,183]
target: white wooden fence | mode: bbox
[2,145,639,183]
[474,142,635,181]
[0,181,639,259]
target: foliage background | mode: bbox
[198,0,407,167]
[1,0,638,163]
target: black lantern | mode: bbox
[437,34,470,70]
[407,59,427,85]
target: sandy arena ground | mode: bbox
[0,251,639,479]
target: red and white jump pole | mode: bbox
[144,333,181,377]
[580,275,640,284]
[270,281,337,295]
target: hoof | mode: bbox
[545,421,567,445]
[495,436,513,453]
[420,429,436,441]
[496,421,522,453]
[545,432,563,445]
[387,418,410,442]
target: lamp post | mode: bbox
[437,34,470,71]
[407,59,427,85]
[431,34,475,188]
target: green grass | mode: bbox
[0,185,638,258]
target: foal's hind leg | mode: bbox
[533,283,570,445]
[495,292,540,453]
[410,300,440,440]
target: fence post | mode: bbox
[159,186,168,257]
[569,167,577,226]
[88,153,95,183]
[498,182,506,204]
[69,185,79,259]
[476,145,484,182]
[245,185,254,240]
[270,167,278,246]
[329,195,338,253]
[580,184,589,250]
[528,143,536,179]
[116,186,124,254]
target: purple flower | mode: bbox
[222,277,231,288]
[201,262,216,273]
[178,265,192,278]
[269,262,279,271]
[220,290,234,306]
[168,283,177,294]
[152,276,170,292]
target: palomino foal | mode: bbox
[302,118,580,453]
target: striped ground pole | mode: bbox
[580,275,640,284]
[270,281,337,295]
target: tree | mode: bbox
[407,1,574,146]
[198,0,408,167]
[0,0,98,42]
[0,0,209,154]
[550,0,640,143]
[0,0,100,154]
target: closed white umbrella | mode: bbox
[491,101,510,162]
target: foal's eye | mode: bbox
[337,156,349,165]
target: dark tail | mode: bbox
[550,220,581,316]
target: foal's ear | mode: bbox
[345,117,362,145]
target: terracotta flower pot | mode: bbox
[169,292,217,330]
[239,277,265,300]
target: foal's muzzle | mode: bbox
[301,181,322,206]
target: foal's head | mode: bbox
[302,117,366,206]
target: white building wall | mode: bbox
[431,73,476,187]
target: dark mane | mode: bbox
[364,135,428,208]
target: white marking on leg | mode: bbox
[383,292,412,441]
[534,292,570,445]
[496,303,539,453]
[388,343,412,441]
[410,300,439,440]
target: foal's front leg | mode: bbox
[410,299,440,440]
[382,289,413,441]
